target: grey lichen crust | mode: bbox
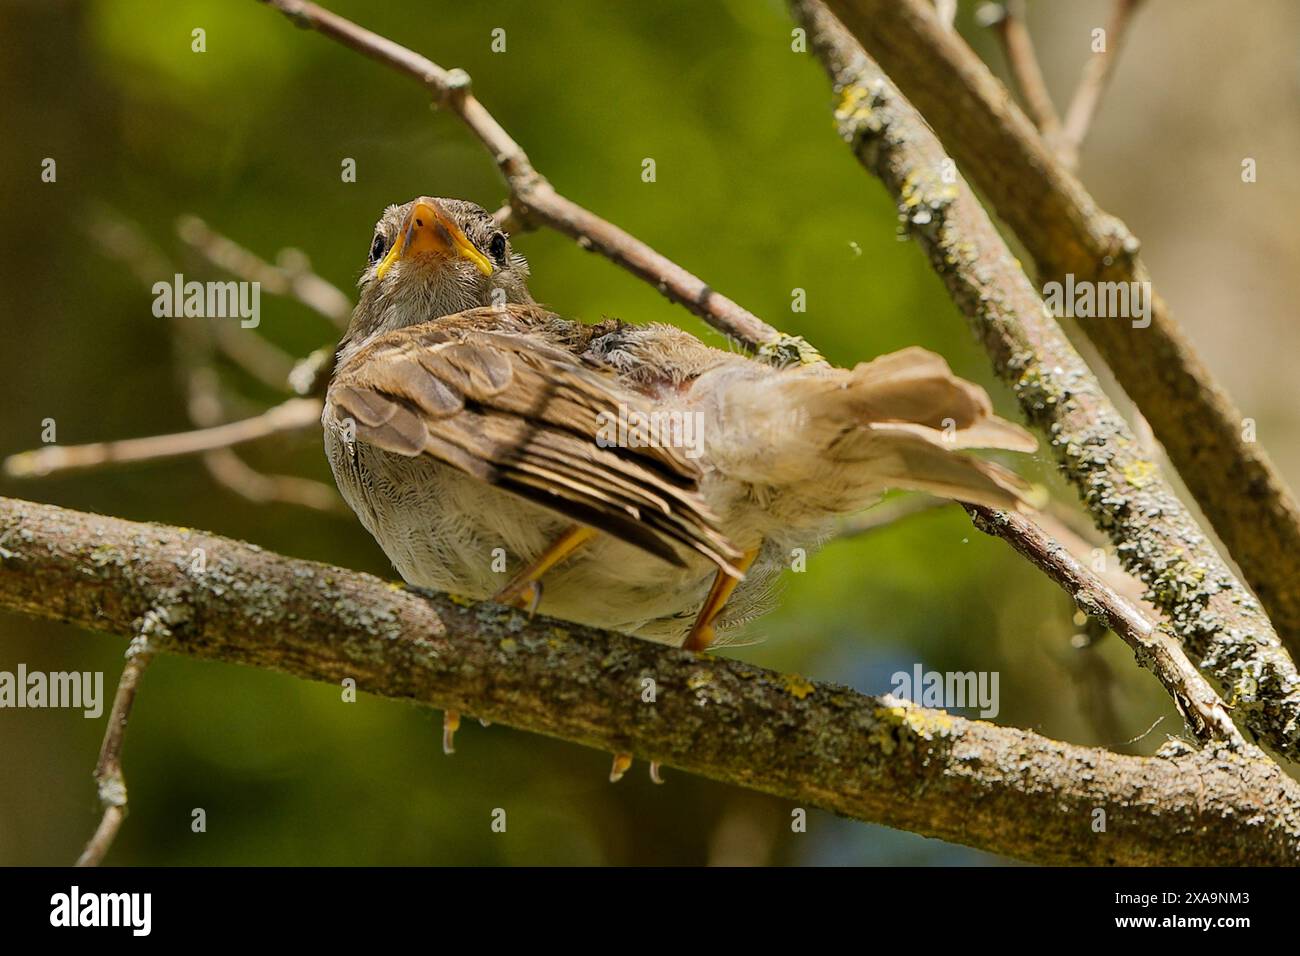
[795,1,1300,759]
[4,494,1300,864]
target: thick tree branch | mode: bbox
[3,495,1300,865]
[790,0,1300,761]
[818,0,1300,658]
[257,0,818,365]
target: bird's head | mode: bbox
[348,197,532,341]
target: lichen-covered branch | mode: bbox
[966,505,1243,749]
[817,0,1300,658]
[3,495,1300,865]
[790,0,1300,761]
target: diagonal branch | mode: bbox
[256,0,817,365]
[789,0,1300,762]
[3,494,1300,865]
[817,0,1300,658]
[966,505,1243,749]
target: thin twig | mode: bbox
[75,635,155,867]
[967,506,1245,749]
[3,398,322,478]
[210,321,299,392]
[177,215,352,328]
[203,447,346,513]
[933,0,957,31]
[1059,0,1144,168]
[184,364,345,514]
[256,0,813,363]
[86,207,313,393]
[981,1,1061,138]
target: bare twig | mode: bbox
[3,398,322,478]
[184,364,345,514]
[967,506,1244,749]
[202,447,345,513]
[256,0,815,364]
[933,0,957,31]
[980,1,1061,138]
[86,208,311,392]
[210,321,299,392]
[75,635,155,867]
[6,494,1300,866]
[1059,0,1145,167]
[815,0,1300,658]
[177,215,352,328]
[791,0,1300,760]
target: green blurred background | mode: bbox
[1,0,1297,865]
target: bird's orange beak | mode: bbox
[374,199,494,280]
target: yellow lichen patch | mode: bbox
[1122,459,1157,488]
[498,637,518,652]
[873,700,955,740]
[781,673,816,700]
[687,671,714,691]
[446,592,476,607]
[835,83,869,118]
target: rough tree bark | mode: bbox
[790,0,1300,764]
[3,495,1299,865]
[820,0,1300,657]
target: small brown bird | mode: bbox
[323,197,1035,754]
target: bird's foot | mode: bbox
[609,752,633,783]
[684,547,760,651]
[442,710,461,755]
[493,579,543,617]
[491,524,597,616]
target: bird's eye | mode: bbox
[488,231,507,263]
[368,234,388,265]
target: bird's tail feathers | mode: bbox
[710,346,1037,515]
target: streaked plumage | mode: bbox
[325,198,1036,645]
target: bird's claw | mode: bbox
[442,710,461,755]
[609,751,633,783]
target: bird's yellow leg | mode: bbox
[609,752,633,783]
[442,710,461,755]
[684,547,760,651]
[493,524,598,611]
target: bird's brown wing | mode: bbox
[328,317,742,573]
